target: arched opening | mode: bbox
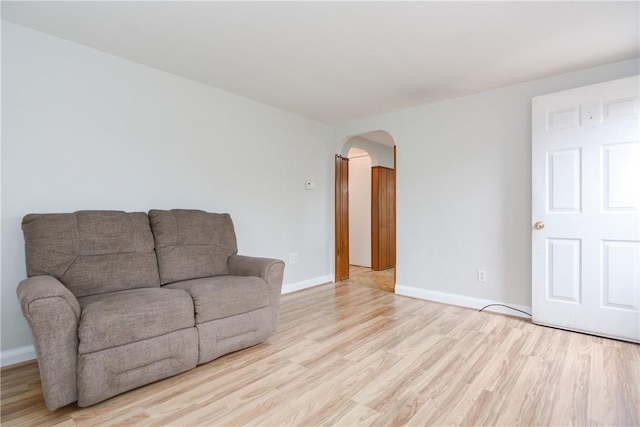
[335,131,396,293]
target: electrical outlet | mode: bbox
[290,253,299,264]
[477,270,487,283]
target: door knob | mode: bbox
[534,221,545,230]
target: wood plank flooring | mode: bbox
[2,282,639,426]
[346,266,395,293]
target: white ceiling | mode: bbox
[2,1,639,124]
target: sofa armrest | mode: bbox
[228,255,285,285]
[228,255,285,330]
[17,276,80,410]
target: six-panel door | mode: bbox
[532,75,640,342]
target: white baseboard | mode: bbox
[282,275,333,294]
[394,284,532,319]
[1,345,36,368]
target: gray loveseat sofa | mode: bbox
[17,209,285,410]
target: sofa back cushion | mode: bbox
[22,211,160,298]
[148,209,238,285]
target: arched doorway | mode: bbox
[335,131,396,292]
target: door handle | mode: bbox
[534,221,545,230]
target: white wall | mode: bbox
[348,152,371,267]
[1,22,332,357]
[333,58,640,312]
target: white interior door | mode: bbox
[532,75,640,343]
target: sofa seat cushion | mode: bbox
[77,288,195,354]
[164,276,269,324]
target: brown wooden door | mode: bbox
[335,155,349,282]
[371,166,396,271]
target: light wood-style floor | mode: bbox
[2,282,639,426]
[346,265,395,293]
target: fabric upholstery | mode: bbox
[196,307,272,364]
[16,276,81,410]
[149,209,238,285]
[77,288,195,354]
[77,328,198,407]
[165,275,270,324]
[22,211,160,298]
[228,255,285,330]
